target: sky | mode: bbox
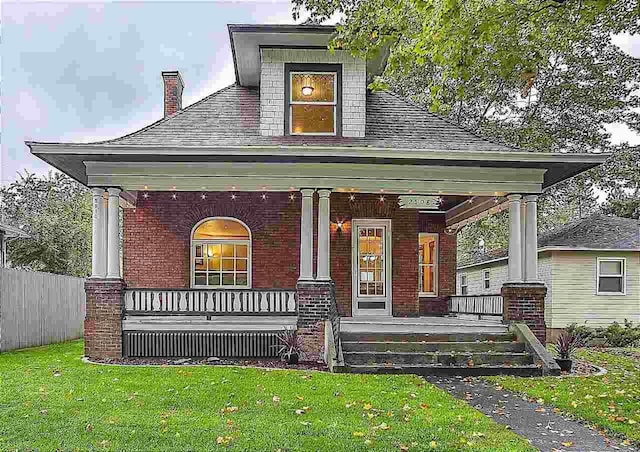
[1,1,639,186]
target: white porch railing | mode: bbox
[124,288,297,316]
[449,294,503,317]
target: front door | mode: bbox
[352,219,392,316]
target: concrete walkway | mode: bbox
[428,376,637,452]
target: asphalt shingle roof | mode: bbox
[460,214,640,268]
[93,84,518,152]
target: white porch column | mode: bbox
[106,187,121,278]
[299,189,315,281]
[524,194,539,281]
[507,194,523,282]
[91,188,107,278]
[520,200,527,279]
[317,189,331,281]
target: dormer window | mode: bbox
[285,64,342,136]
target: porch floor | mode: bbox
[341,316,507,335]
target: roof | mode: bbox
[77,85,519,152]
[459,214,640,269]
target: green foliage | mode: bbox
[602,321,640,348]
[293,0,640,257]
[0,171,91,277]
[566,323,600,344]
[551,329,585,360]
[0,341,533,451]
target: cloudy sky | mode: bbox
[1,1,639,186]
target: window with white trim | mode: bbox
[483,269,491,290]
[191,218,251,288]
[597,257,626,295]
[460,274,468,295]
[419,233,438,296]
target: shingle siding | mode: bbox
[259,48,367,137]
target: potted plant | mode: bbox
[552,330,584,372]
[275,327,303,364]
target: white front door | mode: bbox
[352,219,392,316]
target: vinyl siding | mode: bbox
[549,250,640,328]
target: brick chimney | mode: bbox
[162,71,184,117]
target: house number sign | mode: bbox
[397,195,441,210]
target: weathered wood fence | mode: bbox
[0,268,85,352]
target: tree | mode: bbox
[0,171,92,276]
[293,0,640,259]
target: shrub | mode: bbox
[602,320,640,348]
[552,330,585,360]
[566,323,600,344]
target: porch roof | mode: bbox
[27,85,606,189]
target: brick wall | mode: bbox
[123,192,300,289]
[84,279,125,359]
[502,282,547,343]
[162,71,183,117]
[259,49,366,137]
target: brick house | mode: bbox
[28,24,606,375]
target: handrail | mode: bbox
[449,294,503,316]
[124,288,297,316]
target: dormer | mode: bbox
[228,24,387,138]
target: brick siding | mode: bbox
[84,279,125,359]
[162,72,183,117]
[260,49,366,137]
[502,282,547,343]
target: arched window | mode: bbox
[191,218,251,288]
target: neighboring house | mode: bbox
[27,24,607,375]
[457,215,640,340]
[0,222,30,268]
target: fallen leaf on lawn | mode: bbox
[222,406,238,413]
[295,409,305,415]
[226,419,234,426]
[420,403,429,410]
[402,404,411,411]
[296,395,304,401]
[628,419,637,425]
[399,446,409,451]
[346,402,354,408]
[410,393,417,398]
[300,421,311,426]
[352,431,365,437]
[256,400,264,405]
[536,398,544,404]
[430,440,437,448]
[272,396,280,403]
[86,423,93,432]
[53,371,62,377]
[216,436,233,445]
[535,407,546,413]
[40,409,48,416]
[364,439,372,445]
[561,441,573,447]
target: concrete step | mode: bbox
[344,364,543,377]
[343,351,534,366]
[340,332,517,343]
[342,341,525,353]
[342,323,508,335]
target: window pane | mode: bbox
[195,273,206,286]
[359,282,367,296]
[236,244,248,258]
[291,105,334,134]
[237,258,247,271]
[599,277,623,293]
[600,260,622,275]
[222,273,235,286]
[193,219,249,240]
[422,266,435,293]
[222,258,234,271]
[208,273,221,286]
[221,244,234,257]
[291,73,335,102]
[375,283,384,296]
[195,245,202,258]
[236,273,248,286]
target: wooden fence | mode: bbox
[0,268,85,352]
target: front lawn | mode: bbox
[0,341,532,451]
[488,348,640,444]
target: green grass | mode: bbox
[487,348,640,444]
[0,341,532,451]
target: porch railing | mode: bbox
[449,294,503,317]
[124,288,297,316]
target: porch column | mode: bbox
[507,194,523,282]
[317,189,331,281]
[106,187,121,279]
[524,195,539,281]
[520,199,527,278]
[91,188,107,278]
[299,189,315,281]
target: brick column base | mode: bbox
[501,282,547,344]
[84,279,126,359]
[296,281,336,362]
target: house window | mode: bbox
[286,64,341,136]
[597,257,625,295]
[419,234,438,296]
[191,218,251,288]
[460,274,468,295]
[483,269,491,290]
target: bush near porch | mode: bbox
[0,341,532,451]
[487,348,640,445]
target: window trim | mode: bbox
[418,233,439,297]
[483,269,491,291]
[596,257,626,296]
[190,217,252,289]
[460,273,468,296]
[284,63,342,137]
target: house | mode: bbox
[456,214,640,341]
[27,24,607,375]
[0,222,30,268]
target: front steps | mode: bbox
[340,319,543,376]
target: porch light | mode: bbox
[261,193,267,200]
[301,86,314,96]
[201,193,207,200]
[336,220,344,230]
[142,192,149,199]
[289,193,296,201]
[349,194,356,202]
[230,193,237,200]
[171,193,177,200]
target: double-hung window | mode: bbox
[286,64,341,136]
[419,234,438,296]
[483,269,491,290]
[460,274,468,295]
[596,257,626,295]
